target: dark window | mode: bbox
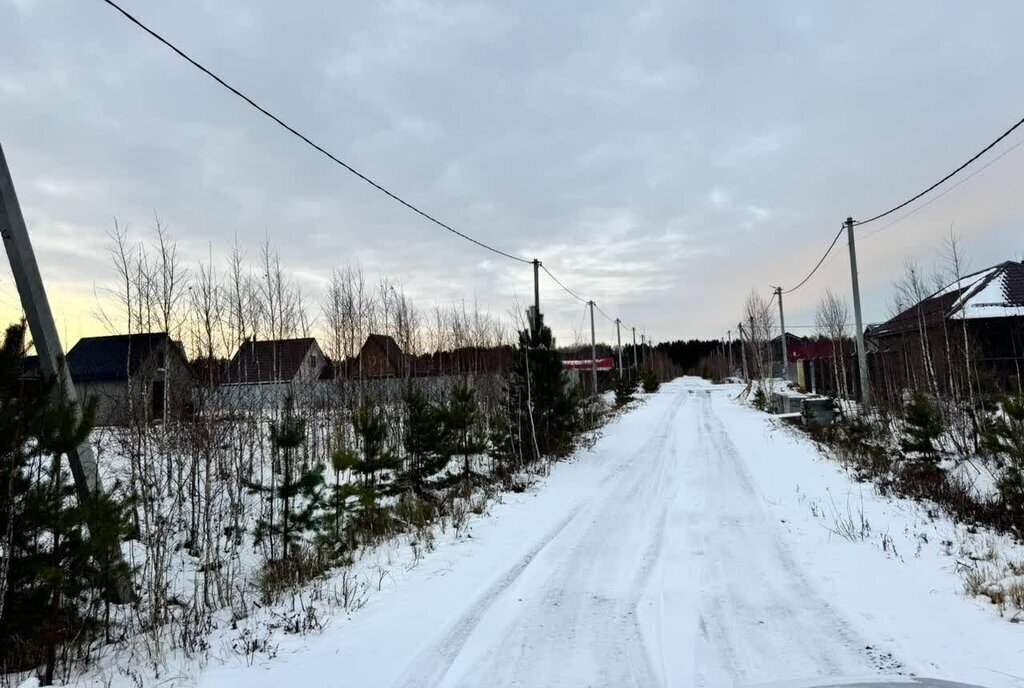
[152,380,165,421]
[156,351,166,369]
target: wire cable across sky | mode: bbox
[779,113,1024,296]
[854,112,1024,227]
[98,0,531,265]
[99,0,644,332]
[780,224,845,295]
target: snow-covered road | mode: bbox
[202,378,1022,688]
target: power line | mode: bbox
[593,302,615,323]
[854,113,1024,227]
[97,0,531,265]
[98,0,650,333]
[540,264,588,304]
[860,133,1024,242]
[781,224,845,295]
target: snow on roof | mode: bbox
[872,261,1024,335]
[951,261,1024,320]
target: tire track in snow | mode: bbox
[395,386,690,688]
[690,390,906,684]
[394,504,584,688]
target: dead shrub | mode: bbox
[257,547,328,603]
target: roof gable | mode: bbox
[65,333,172,383]
[226,337,318,384]
[361,333,405,374]
[872,261,1024,335]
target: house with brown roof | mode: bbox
[225,337,327,385]
[354,333,407,378]
[347,335,514,379]
[208,337,330,411]
[866,260,1024,398]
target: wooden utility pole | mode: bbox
[0,143,100,499]
[846,216,870,406]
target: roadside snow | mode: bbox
[66,378,1023,687]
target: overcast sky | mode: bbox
[2,0,1024,349]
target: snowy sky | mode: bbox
[2,0,1024,348]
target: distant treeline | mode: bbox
[656,339,725,372]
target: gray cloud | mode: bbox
[2,0,1024,346]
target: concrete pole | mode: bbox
[532,258,541,337]
[738,322,749,380]
[588,301,597,395]
[632,327,638,370]
[727,329,733,376]
[615,318,623,372]
[775,287,789,381]
[749,314,757,379]
[846,216,871,407]
[0,142,131,601]
[0,142,100,499]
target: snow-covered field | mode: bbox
[88,378,1024,687]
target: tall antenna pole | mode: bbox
[588,301,597,395]
[846,216,870,406]
[0,143,99,499]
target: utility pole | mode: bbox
[615,318,623,372]
[640,333,646,369]
[846,216,870,407]
[0,143,100,499]
[749,313,757,379]
[0,142,131,601]
[738,322,748,380]
[532,259,541,336]
[773,286,789,381]
[727,329,733,376]
[588,300,597,395]
[632,326,638,370]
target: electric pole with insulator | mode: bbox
[845,216,870,406]
[615,318,623,372]
[588,301,597,395]
[773,286,789,382]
